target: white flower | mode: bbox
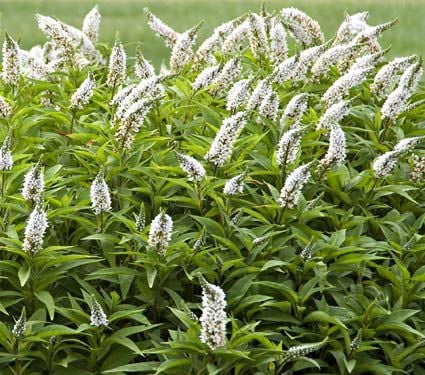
[371,56,416,98]
[259,90,279,122]
[70,72,95,109]
[287,341,324,360]
[106,33,126,88]
[272,56,298,84]
[12,309,27,338]
[222,20,249,54]
[349,51,382,72]
[2,33,21,86]
[269,17,288,62]
[381,86,410,122]
[322,68,369,107]
[195,20,235,64]
[278,163,312,208]
[90,298,108,327]
[247,79,272,112]
[170,23,202,72]
[223,173,245,195]
[110,84,136,106]
[134,46,155,80]
[316,100,350,130]
[393,137,423,152]
[200,283,227,350]
[247,13,268,58]
[82,5,101,43]
[115,98,153,149]
[176,152,206,181]
[205,112,246,166]
[335,12,370,44]
[319,124,346,168]
[372,150,401,178]
[399,61,423,92]
[226,79,251,111]
[90,170,111,215]
[144,8,179,47]
[23,203,48,254]
[135,203,146,231]
[192,65,220,90]
[148,211,173,255]
[276,127,304,166]
[311,42,357,79]
[0,96,12,118]
[0,134,13,171]
[211,58,241,94]
[280,93,308,126]
[281,7,324,46]
[22,162,44,202]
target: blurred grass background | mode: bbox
[0,0,424,66]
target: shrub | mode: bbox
[0,3,425,374]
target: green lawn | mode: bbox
[0,0,424,66]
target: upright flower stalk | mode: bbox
[90,169,111,232]
[199,282,227,350]
[106,33,126,95]
[148,211,173,256]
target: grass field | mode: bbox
[0,0,424,66]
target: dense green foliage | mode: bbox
[1,3,425,375]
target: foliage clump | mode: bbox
[1,3,425,374]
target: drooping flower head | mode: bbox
[90,169,111,215]
[316,100,350,131]
[200,282,227,350]
[226,79,252,111]
[211,57,242,95]
[280,93,308,127]
[148,210,173,256]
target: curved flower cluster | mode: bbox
[23,203,48,254]
[70,72,95,109]
[144,8,179,48]
[247,13,268,59]
[204,112,246,166]
[316,100,350,131]
[148,211,173,255]
[276,127,304,167]
[176,152,206,181]
[319,124,347,169]
[200,283,227,350]
[22,162,44,202]
[170,23,202,72]
[269,17,288,62]
[280,93,308,126]
[82,5,101,43]
[278,163,312,208]
[90,170,111,215]
[223,173,246,195]
[286,341,324,360]
[226,79,251,111]
[281,7,324,47]
[0,134,13,171]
